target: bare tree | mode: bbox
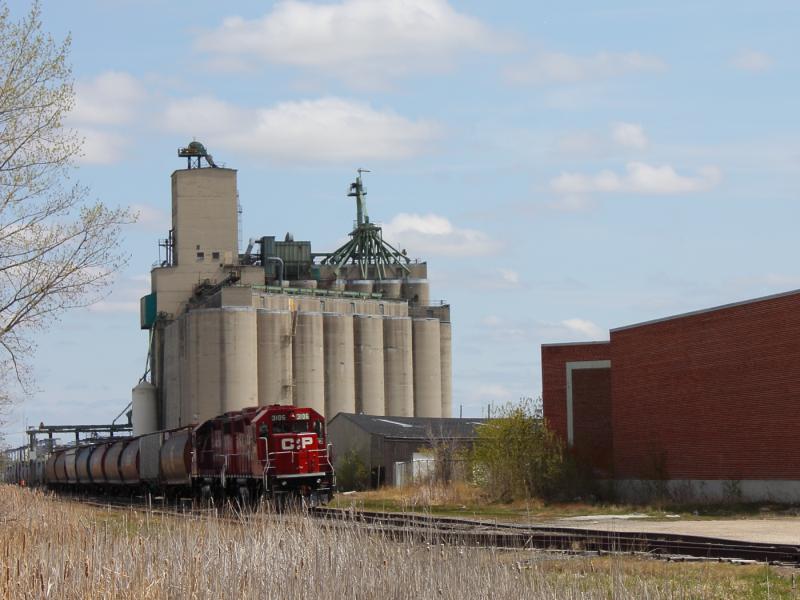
[0,2,132,415]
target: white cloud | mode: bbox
[551,162,722,196]
[561,318,606,340]
[545,195,597,212]
[481,315,502,327]
[88,275,150,314]
[381,213,499,257]
[194,0,504,86]
[478,314,607,344]
[499,268,520,285]
[77,128,126,165]
[503,51,665,85]
[161,96,440,163]
[88,301,140,314]
[472,384,514,400]
[67,71,146,165]
[556,131,602,154]
[731,49,773,72]
[611,122,648,149]
[555,123,648,157]
[70,71,146,126]
[131,204,170,232]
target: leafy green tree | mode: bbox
[472,398,567,502]
[0,2,132,417]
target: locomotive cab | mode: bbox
[257,406,335,502]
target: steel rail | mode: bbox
[309,506,800,565]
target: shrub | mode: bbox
[336,450,370,491]
[472,398,568,502]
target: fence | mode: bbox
[392,455,470,487]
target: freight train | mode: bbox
[2,404,336,504]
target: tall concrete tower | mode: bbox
[171,167,238,268]
[149,144,241,320]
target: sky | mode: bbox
[3,0,799,446]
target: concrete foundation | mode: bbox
[614,479,800,504]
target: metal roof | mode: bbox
[328,413,487,440]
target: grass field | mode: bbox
[0,485,797,599]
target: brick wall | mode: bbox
[611,291,800,481]
[572,368,613,476]
[541,343,612,475]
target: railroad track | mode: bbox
[309,506,800,566]
[59,494,800,566]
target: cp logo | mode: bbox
[280,436,314,451]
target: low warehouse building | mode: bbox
[542,289,800,503]
[327,413,486,488]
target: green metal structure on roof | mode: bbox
[322,170,411,280]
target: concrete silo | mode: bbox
[323,312,356,419]
[256,309,293,406]
[291,280,318,290]
[185,307,253,425]
[219,307,259,413]
[347,280,374,295]
[354,314,385,415]
[131,381,158,436]
[404,279,430,305]
[440,321,453,418]
[383,316,414,417]
[187,308,221,425]
[292,311,325,415]
[375,279,403,299]
[163,320,181,429]
[412,318,442,417]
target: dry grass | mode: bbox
[342,481,489,509]
[332,482,653,522]
[0,485,795,599]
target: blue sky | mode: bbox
[3,0,799,445]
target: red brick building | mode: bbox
[542,290,800,503]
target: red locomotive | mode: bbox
[193,405,335,502]
[26,405,335,504]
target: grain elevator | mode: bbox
[135,143,452,433]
